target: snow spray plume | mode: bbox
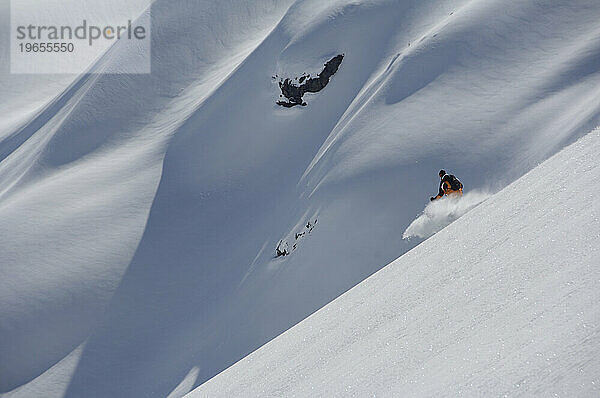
[403,191,491,239]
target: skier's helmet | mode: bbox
[439,169,446,178]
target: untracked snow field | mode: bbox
[1,0,600,396]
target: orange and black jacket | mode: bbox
[437,174,463,197]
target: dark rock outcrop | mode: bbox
[277,54,344,107]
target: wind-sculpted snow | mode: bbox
[2,0,600,397]
[403,191,490,239]
[0,0,295,395]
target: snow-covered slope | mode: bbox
[1,0,600,396]
[192,129,600,397]
[0,1,294,395]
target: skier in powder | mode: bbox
[431,169,463,201]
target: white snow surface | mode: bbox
[1,0,600,396]
[192,129,600,397]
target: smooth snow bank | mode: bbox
[403,190,490,239]
[0,0,294,394]
[2,0,600,396]
[191,129,600,397]
[71,0,600,394]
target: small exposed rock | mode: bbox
[277,54,344,107]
